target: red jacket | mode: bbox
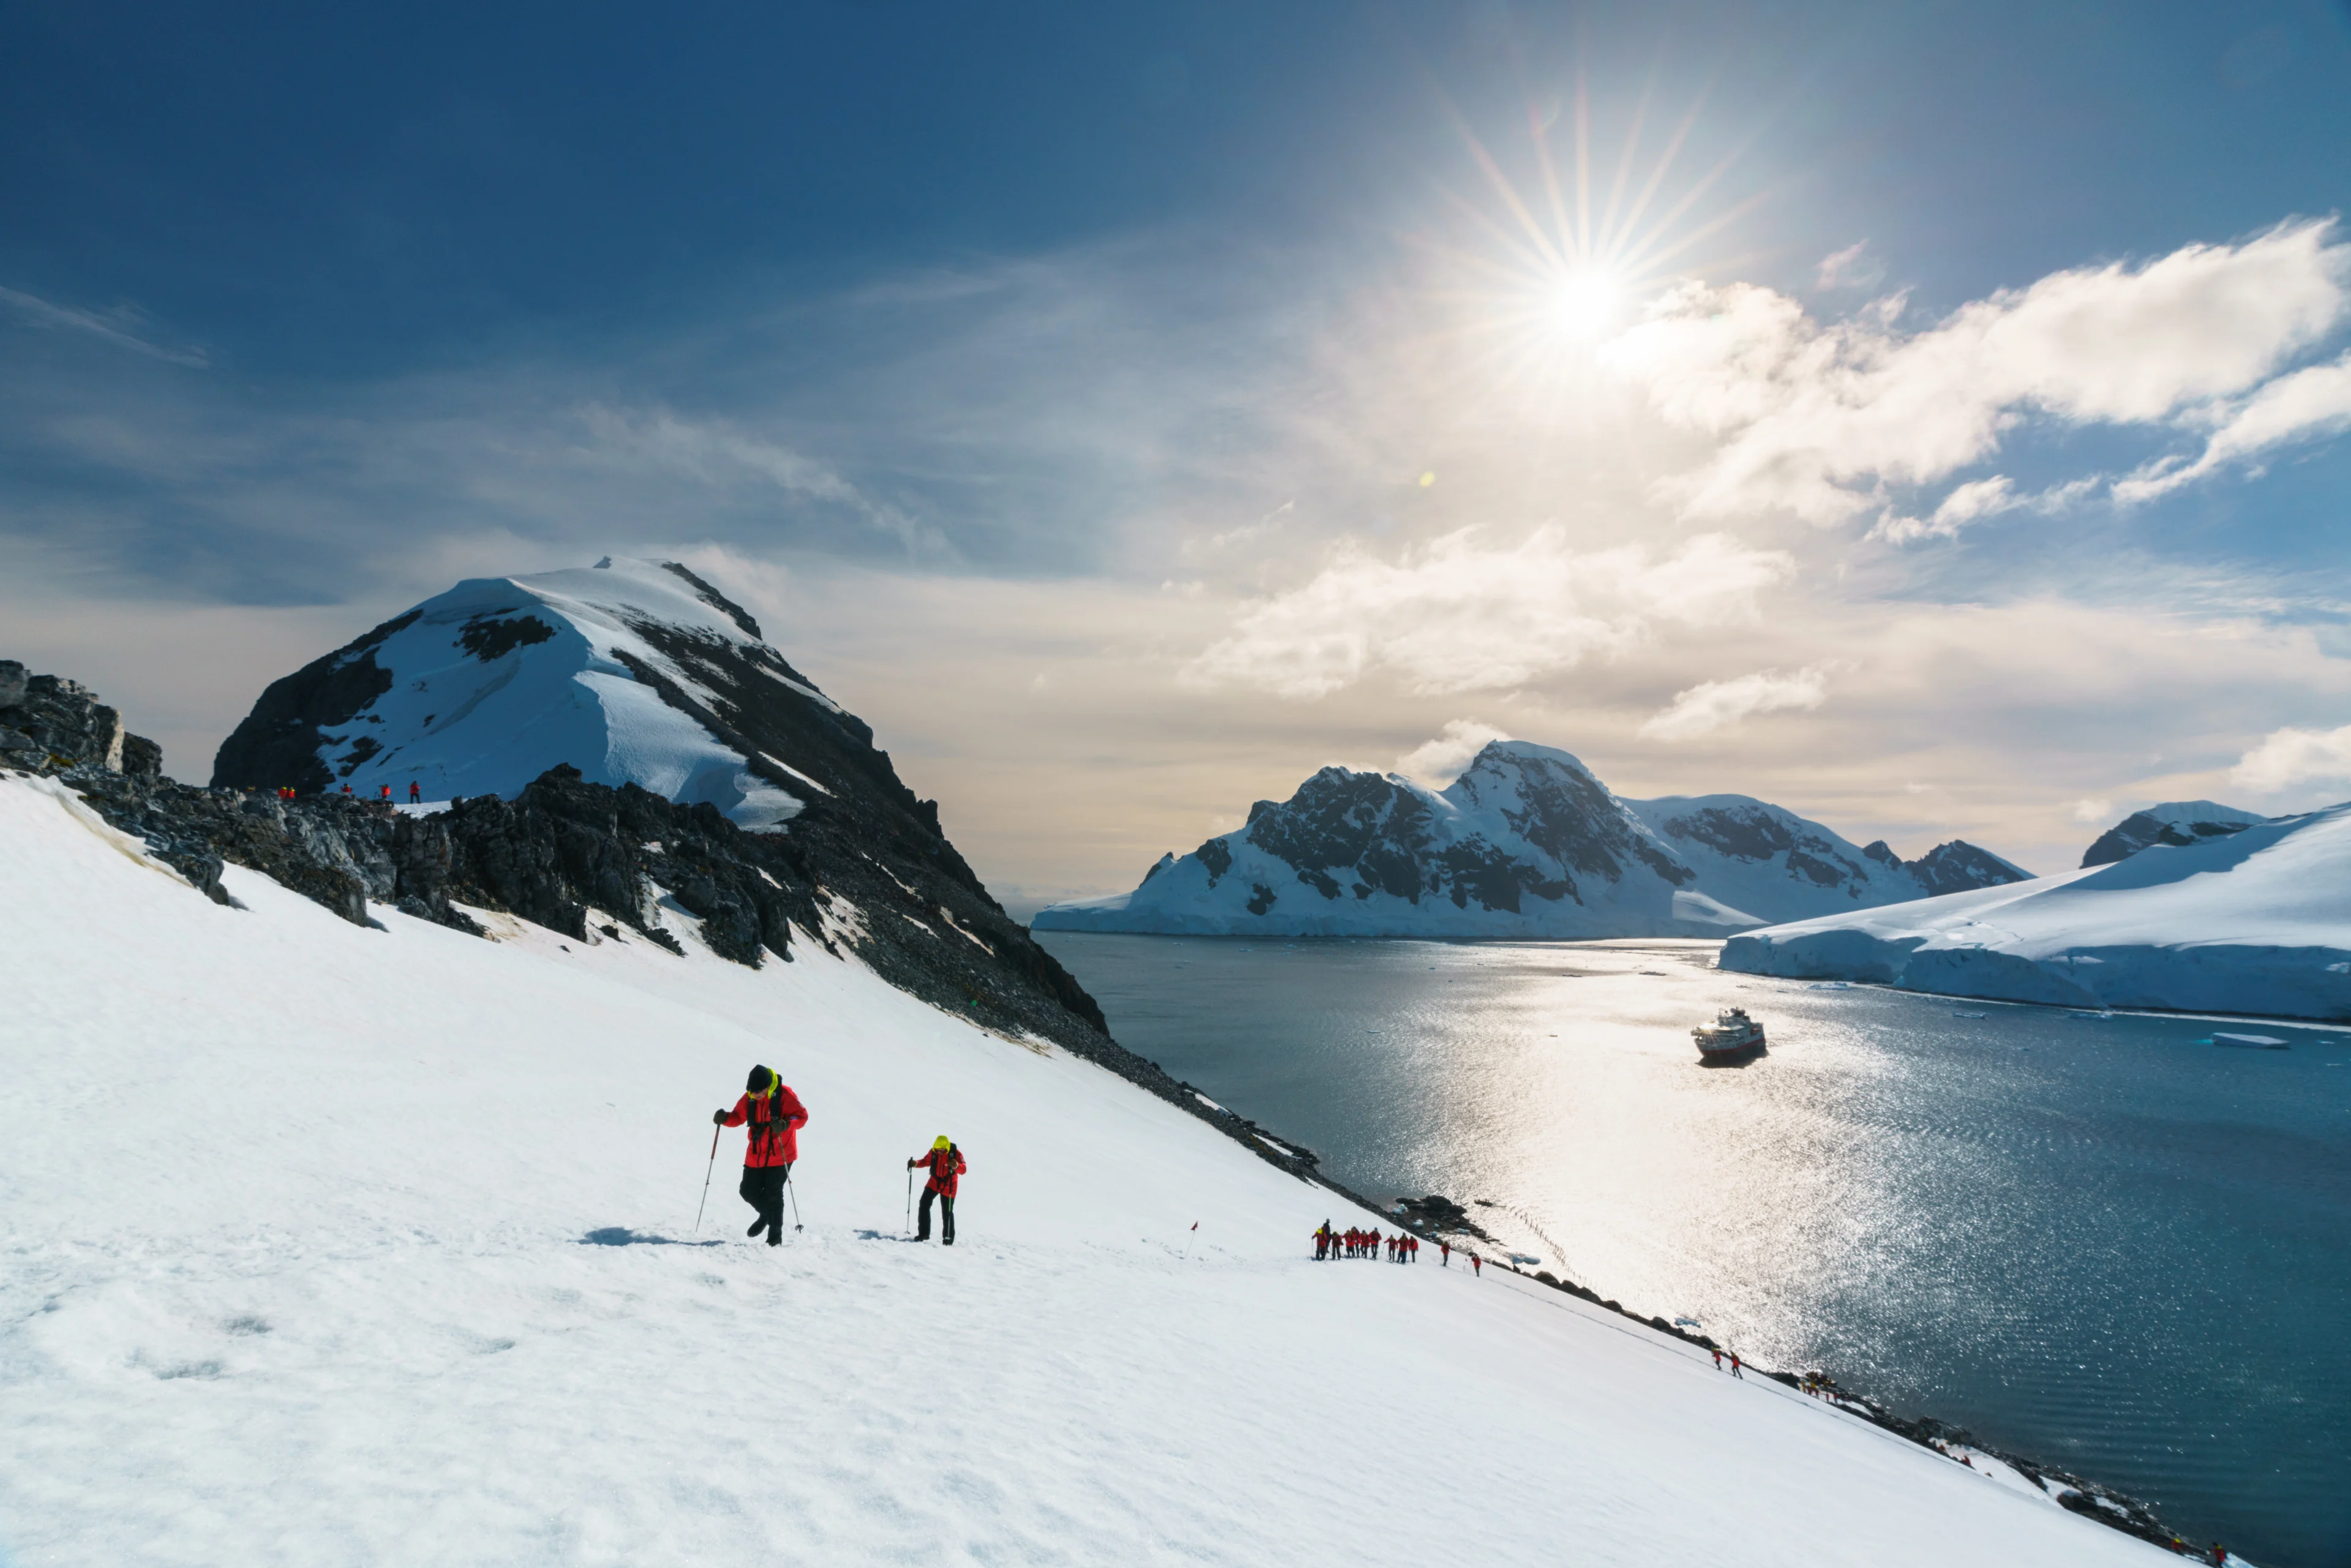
[724,1085,808,1168]
[916,1146,967,1198]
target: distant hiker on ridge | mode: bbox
[908,1136,967,1245]
[714,1065,807,1246]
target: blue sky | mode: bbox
[6,1,2351,906]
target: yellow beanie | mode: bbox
[933,1135,951,1150]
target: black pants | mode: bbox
[917,1185,955,1244]
[740,1163,791,1244]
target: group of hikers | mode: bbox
[1313,1221,1452,1267]
[711,1064,964,1246]
[266,782,427,803]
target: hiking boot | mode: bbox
[748,1218,769,1238]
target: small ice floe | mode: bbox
[1807,981,1852,991]
[1673,1315,1703,1329]
[2065,1010,2117,1020]
[1508,1252,1542,1266]
[1951,1010,1988,1019]
[2206,1033,2289,1050]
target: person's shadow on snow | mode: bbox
[577,1227,725,1247]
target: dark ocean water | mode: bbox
[1035,931,2351,1568]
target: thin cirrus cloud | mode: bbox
[575,404,941,555]
[0,284,209,368]
[1637,664,1832,741]
[1599,218,2349,536]
[2232,722,2351,792]
[1180,525,1793,699]
[1814,242,1886,291]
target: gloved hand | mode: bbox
[906,1158,917,1168]
[713,1109,727,1126]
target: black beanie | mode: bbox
[746,1064,773,1093]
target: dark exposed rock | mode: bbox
[1238,751,1696,919]
[1662,803,1799,863]
[1662,805,1866,893]
[656,560,763,639]
[122,733,163,779]
[2082,806,2263,869]
[210,610,419,796]
[1907,839,2031,895]
[456,613,557,662]
[0,669,126,771]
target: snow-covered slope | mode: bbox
[1722,803,2351,1018]
[2079,800,2272,868]
[212,558,842,829]
[0,771,2169,1566]
[1036,741,2029,939]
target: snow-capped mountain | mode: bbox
[1722,803,2351,1018]
[198,559,1116,1056]
[1033,740,2030,938]
[2079,800,2271,868]
[213,557,850,828]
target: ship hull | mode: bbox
[1695,1029,1766,1059]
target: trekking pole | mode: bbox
[905,1166,914,1234]
[786,1168,804,1232]
[692,1123,721,1233]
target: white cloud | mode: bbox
[1815,242,1886,290]
[1602,219,2349,526]
[2231,723,2351,791]
[1869,475,2022,544]
[2071,797,2113,824]
[577,405,938,552]
[2115,350,2351,503]
[1395,719,1512,786]
[1181,525,1793,698]
[0,284,209,367]
[1637,664,1831,740]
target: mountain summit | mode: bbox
[214,557,857,831]
[1033,740,2029,939]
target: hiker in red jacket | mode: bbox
[907,1136,967,1245]
[714,1065,808,1245]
